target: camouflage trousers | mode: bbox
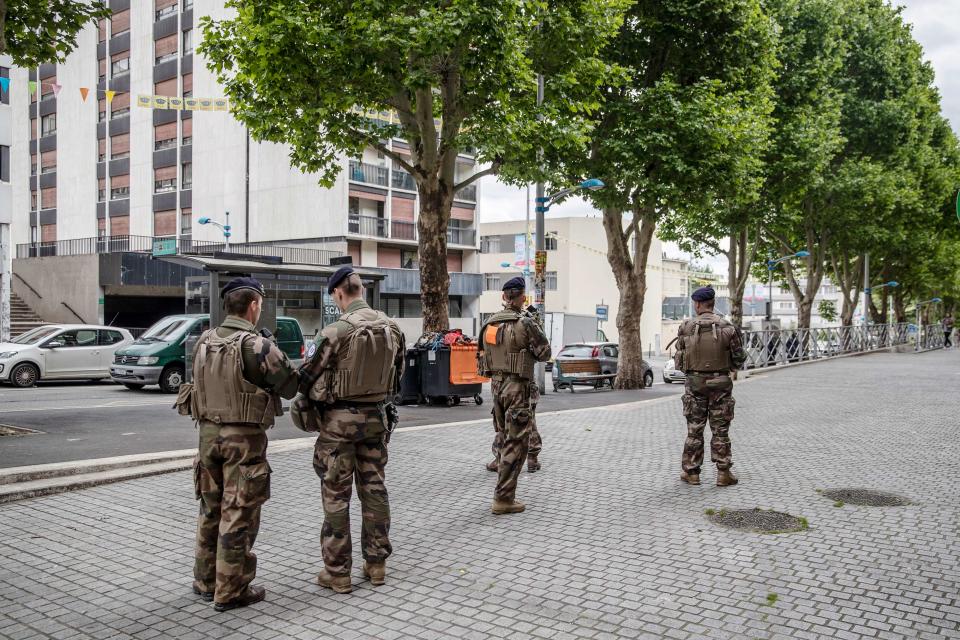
[681,373,735,473]
[490,374,533,502]
[193,421,271,604]
[313,405,391,577]
[491,380,541,460]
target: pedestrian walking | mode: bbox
[176,277,299,611]
[943,314,954,348]
[478,277,551,514]
[291,266,405,594]
[674,286,747,487]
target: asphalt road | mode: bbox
[0,372,682,468]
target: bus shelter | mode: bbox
[158,254,384,380]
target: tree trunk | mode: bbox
[893,292,907,323]
[603,206,656,389]
[830,251,863,327]
[417,185,452,332]
[726,227,755,328]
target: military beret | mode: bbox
[327,265,356,294]
[691,286,715,302]
[220,276,265,299]
[502,276,526,292]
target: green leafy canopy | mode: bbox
[0,1,110,66]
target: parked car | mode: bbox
[0,324,133,387]
[661,357,686,384]
[554,342,654,388]
[110,314,306,393]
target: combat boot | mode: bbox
[192,583,214,602]
[363,561,386,586]
[491,499,526,514]
[213,584,266,612]
[680,471,700,485]
[316,569,353,594]
[527,455,541,473]
[716,469,739,487]
[485,460,498,472]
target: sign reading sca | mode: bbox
[152,238,178,256]
[596,304,609,321]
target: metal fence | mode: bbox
[740,323,945,369]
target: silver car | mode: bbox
[554,342,654,388]
[662,357,686,384]
[0,324,134,387]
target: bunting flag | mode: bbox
[168,96,183,110]
[28,80,37,95]
[79,87,89,101]
[51,83,62,97]
[0,78,8,93]
[152,95,169,109]
[213,98,229,111]
[198,98,213,111]
[105,90,116,103]
[136,94,151,108]
[184,97,199,110]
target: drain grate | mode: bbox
[0,424,43,437]
[820,488,911,507]
[708,508,808,534]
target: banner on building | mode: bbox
[534,250,547,306]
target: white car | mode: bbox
[0,324,134,387]
[662,357,686,384]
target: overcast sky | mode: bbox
[478,0,960,259]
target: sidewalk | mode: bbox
[1,351,959,640]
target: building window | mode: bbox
[180,207,192,235]
[545,234,558,251]
[400,249,418,270]
[155,51,177,65]
[484,273,501,291]
[41,113,56,137]
[480,235,501,253]
[181,163,192,189]
[111,133,130,159]
[31,190,37,210]
[155,3,177,21]
[111,185,130,200]
[111,9,130,35]
[111,56,130,77]
[40,150,56,174]
[183,29,193,54]
[154,166,177,193]
[184,0,193,8]
[30,152,37,175]
[546,271,558,291]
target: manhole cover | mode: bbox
[820,488,911,506]
[707,508,808,534]
[0,424,42,437]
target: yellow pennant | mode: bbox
[105,90,116,103]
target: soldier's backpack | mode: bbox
[331,310,399,401]
[677,315,734,373]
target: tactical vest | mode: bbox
[478,309,535,380]
[677,313,734,373]
[192,330,278,427]
[326,308,399,402]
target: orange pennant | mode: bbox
[105,90,116,103]
[79,87,89,102]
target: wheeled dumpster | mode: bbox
[420,344,488,406]
[395,348,423,405]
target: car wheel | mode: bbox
[663,378,673,384]
[159,364,185,394]
[11,363,40,388]
[123,383,145,391]
[644,371,654,387]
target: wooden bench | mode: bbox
[552,359,616,392]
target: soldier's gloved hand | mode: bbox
[258,328,277,343]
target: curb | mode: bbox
[742,347,895,378]
[0,392,681,504]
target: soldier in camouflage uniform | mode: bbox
[291,266,405,594]
[177,277,299,611]
[486,380,542,473]
[478,277,552,514]
[674,286,747,487]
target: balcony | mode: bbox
[454,184,477,202]
[391,220,417,241]
[447,226,476,246]
[391,169,416,191]
[348,160,388,187]
[348,214,388,238]
[375,268,483,296]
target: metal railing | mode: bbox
[447,226,476,246]
[392,169,416,191]
[16,235,344,265]
[739,323,946,369]
[348,160,389,187]
[348,215,388,238]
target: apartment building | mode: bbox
[1,56,11,342]
[7,0,482,338]
[478,217,665,353]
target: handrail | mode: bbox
[61,302,85,324]
[13,273,42,300]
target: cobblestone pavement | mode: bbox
[1,350,959,640]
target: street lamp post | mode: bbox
[198,212,232,252]
[915,297,942,351]
[766,250,810,322]
[532,178,605,393]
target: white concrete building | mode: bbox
[478,217,665,354]
[741,277,848,328]
[0,56,11,342]
[7,1,482,338]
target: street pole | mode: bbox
[525,183,532,294]
[766,264,773,322]
[0,223,10,343]
[224,211,231,252]
[534,72,546,394]
[863,253,870,325]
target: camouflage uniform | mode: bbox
[188,316,298,604]
[675,311,746,475]
[479,306,551,503]
[490,381,541,466]
[294,299,405,578]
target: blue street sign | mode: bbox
[596,304,609,321]
[152,238,177,256]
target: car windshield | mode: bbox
[559,346,594,357]
[137,318,191,343]
[11,326,61,345]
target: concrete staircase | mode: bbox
[10,292,46,337]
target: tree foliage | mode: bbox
[0,0,109,66]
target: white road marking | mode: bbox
[0,400,171,414]
[120,432,138,436]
